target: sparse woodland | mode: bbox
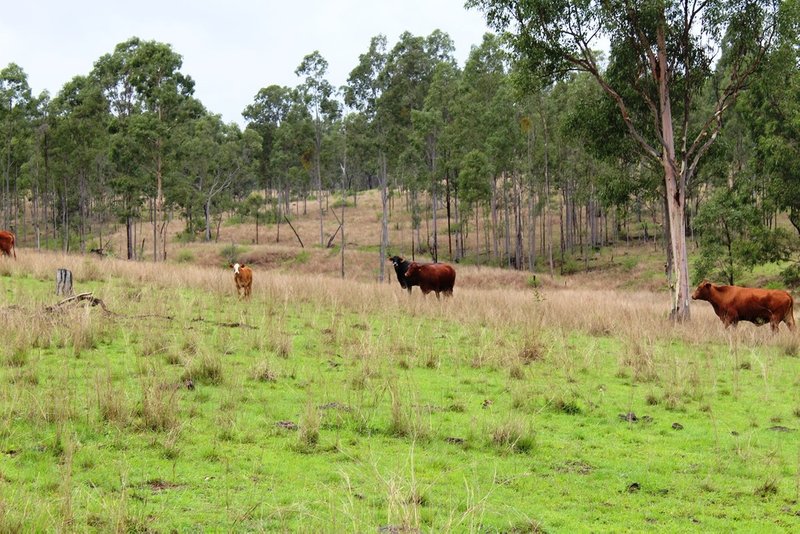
[1,1,798,302]
[2,1,800,531]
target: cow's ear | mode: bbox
[240,263,246,268]
[229,263,234,268]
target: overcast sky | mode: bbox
[0,0,493,127]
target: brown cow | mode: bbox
[230,263,253,299]
[692,280,795,332]
[0,230,16,259]
[404,262,456,299]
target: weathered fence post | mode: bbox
[56,268,73,296]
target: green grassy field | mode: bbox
[1,253,800,532]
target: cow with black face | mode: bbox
[388,256,416,294]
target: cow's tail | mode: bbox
[786,295,796,332]
[10,235,15,260]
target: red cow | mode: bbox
[230,263,253,299]
[0,230,15,259]
[404,262,456,299]
[692,280,795,332]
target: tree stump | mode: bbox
[56,268,73,296]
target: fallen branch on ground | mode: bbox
[46,292,113,314]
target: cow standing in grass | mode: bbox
[404,262,456,299]
[0,230,16,259]
[230,263,253,299]
[692,280,795,332]
[388,256,417,294]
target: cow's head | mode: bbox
[231,262,242,275]
[388,256,404,268]
[404,262,421,280]
[692,280,712,300]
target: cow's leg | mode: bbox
[785,311,796,332]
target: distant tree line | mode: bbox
[1,2,798,299]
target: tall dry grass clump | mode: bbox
[489,416,536,454]
[139,378,180,432]
[182,351,224,385]
[298,400,321,450]
[96,372,131,426]
[387,380,430,441]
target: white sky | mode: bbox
[0,0,492,127]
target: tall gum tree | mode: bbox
[469,0,780,321]
[345,35,390,281]
[93,37,194,261]
[295,51,339,247]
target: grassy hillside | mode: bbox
[1,245,799,531]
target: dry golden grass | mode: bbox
[4,245,796,360]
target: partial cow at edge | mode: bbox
[0,230,16,259]
[404,261,456,299]
[230,263,253,299]
[692,280,795,332]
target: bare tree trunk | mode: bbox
[491,177,499,262]
[657,28,690,321]
[126,213,134,260]
[379,151,388,282]
[514,174,523,270]
[503,173,511,267]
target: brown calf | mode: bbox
[230,263,253,299]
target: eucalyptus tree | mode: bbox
[743,6,800,236]
[242,84,292,220]
[295,51,340,247]
[345,35,390,280]
[47,75,110,252]
[741,4,800,284]
[172,113,261,242]
[269,88,314,239]
[92,37,195,261]
[0,63,36,230]
[380,30,457,260]
[693,179,793,285]
[411,61,460,261]
[470,0,782,321]
[453,34,520,265]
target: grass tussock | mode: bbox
[182,352,223,385]
[139,379,179,432]
[490,417,535,454]
[297,401,321,450]
[96,373,131,426]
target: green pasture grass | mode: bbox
[1,274,800,532]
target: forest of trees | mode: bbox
[1,2,798,302]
